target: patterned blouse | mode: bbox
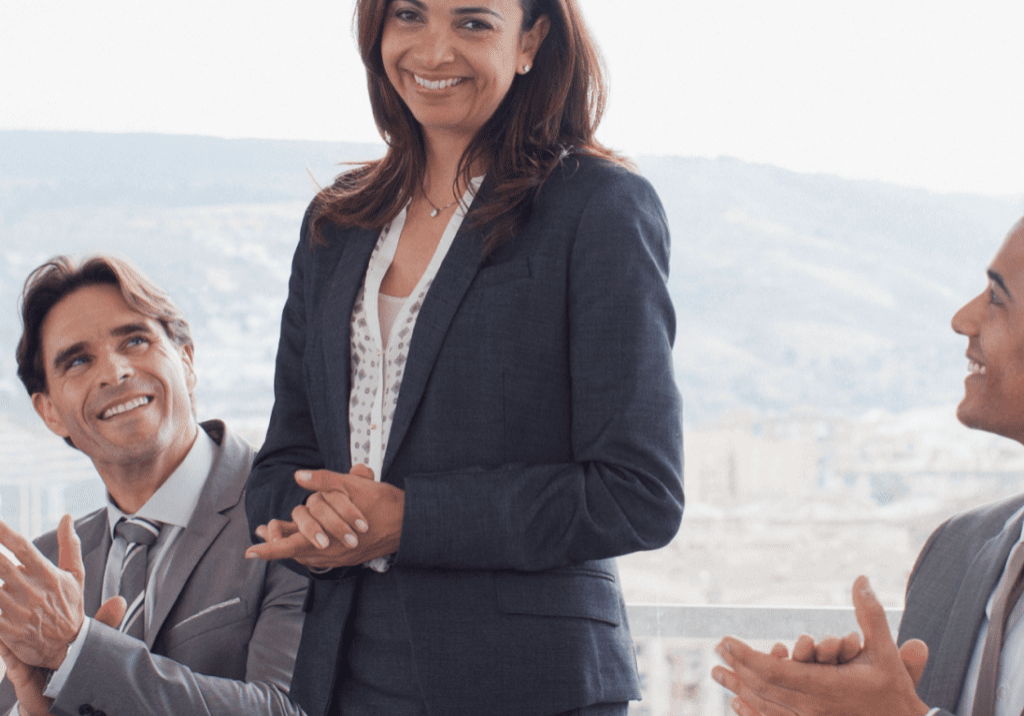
[348,178,483,572]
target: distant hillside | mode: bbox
[1,131,1020,429]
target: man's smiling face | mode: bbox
[952,219,1024,443]
[31,283,197,473]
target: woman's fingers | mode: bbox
[304,494,363,548]
[291,504,335,550]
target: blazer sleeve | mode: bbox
[396,168,683,570]
[246,207,327,554]
[46,560,307,716]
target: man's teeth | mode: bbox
[968,360,987,375]
[102,396,151,419]
[414,75,464,90]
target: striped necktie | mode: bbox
[114,517,161,640]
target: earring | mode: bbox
[522,64,531,74]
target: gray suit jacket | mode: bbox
[898,492,1024,715]
[0,420,308,716]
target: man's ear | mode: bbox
[32,391,71,439]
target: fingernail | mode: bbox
[861,578,874,596]
[711,668,723,684]
[356,519,369,533]
[296,470,313,482]
[245,549,257,559]
[315,533,329,548]
[715,644,726,658]
[344,534,359,548]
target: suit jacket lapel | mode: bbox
[145,429,247,649]
[381,221,484,480]
[77,511,111,618]
[320,228,379,470]
[923,510,1024,710]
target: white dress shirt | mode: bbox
[953,505,1024,716]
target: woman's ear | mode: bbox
[520,14,551,69]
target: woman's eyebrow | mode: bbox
[452,6,504,19]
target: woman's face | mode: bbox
[380,0,548,146]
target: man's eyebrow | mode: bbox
[989,269,1013,300]
[52,342,87,370]
[110,322,153,338]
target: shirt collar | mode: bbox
[105,427,216,537]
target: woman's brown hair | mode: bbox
[312,0,629,253]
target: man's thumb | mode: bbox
[852,575,895,651]
[899,638,929,687]
[95,596,128,629]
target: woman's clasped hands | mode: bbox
[245,465,404,570]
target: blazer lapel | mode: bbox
[381,221,484,480]
[145,432,245,649]
[923,510,1024,710]
[320,228,379,470]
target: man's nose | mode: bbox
[951,292,984,336]
[97,352,134,386]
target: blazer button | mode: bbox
[78,707,95,716]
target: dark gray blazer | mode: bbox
[898,492,1024,714]
[0,420,308,716]
[246,155,685,716]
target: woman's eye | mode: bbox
[462,18,492,31]
[394,8,421,22]
[989,284,1004,305]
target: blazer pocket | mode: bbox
[161,597,250,651]
[495,567,621,626]
[472,258,531,288]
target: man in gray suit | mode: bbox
[0,256,307,716]
[712,216,1024,716]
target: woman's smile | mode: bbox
[412,73,467,91]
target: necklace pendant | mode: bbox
[430,208,440,218]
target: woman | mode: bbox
[245,1,683,715]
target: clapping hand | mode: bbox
[711,576,931,716]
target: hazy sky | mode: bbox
[2,0,1022,197]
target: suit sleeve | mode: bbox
[45,560,308,716]
[395,169,683,570]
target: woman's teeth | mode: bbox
[414,74,464,90]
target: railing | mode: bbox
[626,603,903,639]
[624,604,903,716]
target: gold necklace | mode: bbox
[422,187,459,218]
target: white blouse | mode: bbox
[348,176,483,487]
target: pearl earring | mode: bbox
[522,64,531,74]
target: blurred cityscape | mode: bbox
[2,131,1023,713]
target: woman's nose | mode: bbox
[415,24,456,66]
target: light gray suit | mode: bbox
[0,420,308,716]
[898,492,1024,715]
